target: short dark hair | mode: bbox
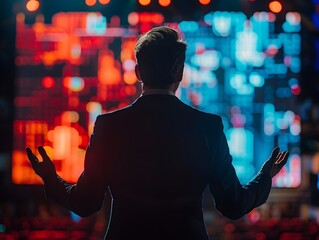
[135,26,187,88]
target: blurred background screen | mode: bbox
[12,10,301,187]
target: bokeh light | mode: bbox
[99,0,110,4]
[199,0,211,5]
[42,76,55,89]
[159,0,171,7]
[85,0,97,6]
[63,77,85,92]
[139,0,151,6]
[26,0,40,12]
[128,12,139,25]
[269,1,282,13]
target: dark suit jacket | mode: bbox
[43,94,272,240]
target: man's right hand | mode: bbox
[26,146,57,180]
[261,147,289,178]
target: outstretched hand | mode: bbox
[261,147,289,178]
[26,146,57,179]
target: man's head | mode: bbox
[134,26,187,89]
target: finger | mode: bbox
[275,151,286,164]
[275,152,284,164]
[270,147,280,162]
[277,151,289,166]
[38,146,51,163]
[26,148,39,165]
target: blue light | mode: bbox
[249,72,265,87]
[235,27,265,67]
[212,12,231,37]
[86,13,107,35]
[289,78,298,87]
[178,21,199,32]
[70,211,81,222]
[230,73,246,90]
[204,13,214,25]
[190,50,221,70]
[312,13,319,28]
[290,57,301,73]
[227,128,255,184]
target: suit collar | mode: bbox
[141,89,175,96]
[131,93,179,106]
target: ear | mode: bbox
[177,64,184,82]
[135,64,142,82]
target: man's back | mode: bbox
[99,94,217,239]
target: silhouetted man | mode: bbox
[27,26,289,240]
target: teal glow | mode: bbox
[177,12,301,186]
[86,13,107,35]
[249,72,265,87]
[227,128,255,184]
[235,27,265,67]
[178,21,199,32]
[70,77,84,91]
[190,50,221,70]
[212,12,231,37]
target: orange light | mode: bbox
[139,0,151,6]
[85,0,97,6]
[123,71,137,85]
[99,0,110,4]
[159,0,171,7]
[26,0,40,12]
[199,0,211,5]
[269,1,282,13]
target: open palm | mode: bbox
[261,147,289,178]
[26,146,57,179]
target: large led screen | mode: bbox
[13,11,301,187]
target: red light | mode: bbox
[152,13,165,24]
[159,0,171,7]
[125,85,137,96]
[42,76,55,89]
[139,0,151,6]
[269,1,282,13]
[26,0,40,12]
[85,0,97,6]
[199,0,211,5]
[291,84,301,95]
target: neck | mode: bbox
[142,82,179,93]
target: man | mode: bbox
[26,26,289,240]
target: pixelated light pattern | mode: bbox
[13,11,301,187]
[178,11,301,186]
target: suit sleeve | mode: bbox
[209,116,272,220]
[43,115,109,217]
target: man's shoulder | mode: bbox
[97,104,133,121]
[180,102,221,123]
